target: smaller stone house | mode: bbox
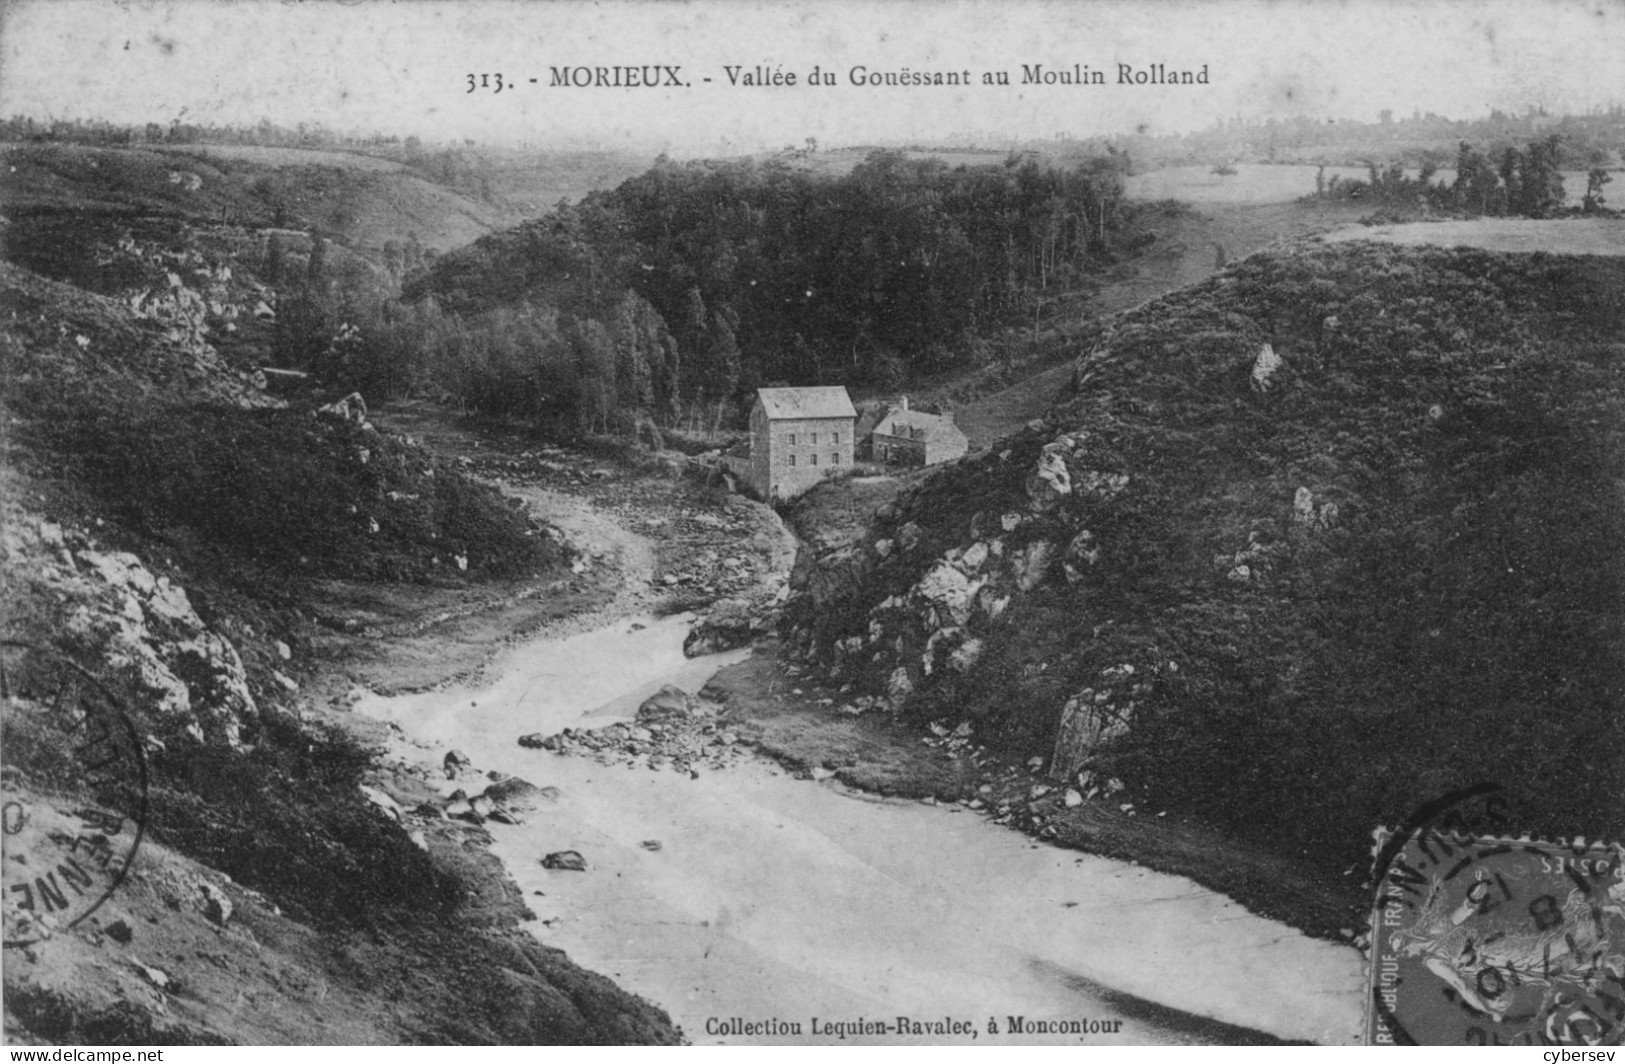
[870,397,969,467]
[748,386,857,500]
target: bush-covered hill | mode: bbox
[0,254,676,1043]
[0,140,506,253]
[783,240,1625,878]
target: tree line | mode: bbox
[321,150,1136,433]
[1313,135,1614,215]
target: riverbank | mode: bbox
[329,409,1371,1046]
[358,617,1365,1047]
[701,644,1366,939]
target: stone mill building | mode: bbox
[746,386,857,500]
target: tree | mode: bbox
[1583,168,1613,213]
[264,232,285,286]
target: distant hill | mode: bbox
[0,140,656,257]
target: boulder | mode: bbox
[358,783,403,821]
[483,776,544,809]
[1062,529,1101,584]
[316,391,368,423]
[1049,691,1135,781]
[637,684,695,722]
[443,749,473,776]
[1012,539,1056,592]
[684,597,775,657]
[915,561,978,627]
[199,882,233,927]
[948,637,985,673]
[1025,448,1072,511]
[541,850,587,872]
[1293,486,1316,524]
[886,667,915,711]
[1250,343,1282,392]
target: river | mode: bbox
[358,613,1366,1046]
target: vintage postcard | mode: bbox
[1,0,1622,1050]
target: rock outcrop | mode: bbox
[775,242,1625,881]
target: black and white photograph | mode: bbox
[1,0,1623,1048]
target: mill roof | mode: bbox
[755,386,856,420]
[873,407,966,442]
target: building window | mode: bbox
[833,431,840,444]
[810,432,818,445]
[810,453,818,466]
[831,452,840,464]
[788,454,796,466]
[787,433,796,445]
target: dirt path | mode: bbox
[953,199,1372,449]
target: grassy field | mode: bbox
[1323,216,1625,254]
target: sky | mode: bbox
[2,0,1623,155]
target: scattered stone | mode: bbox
[1025,447,1073,511]
[684,597,776,657]
[133,961,171,989]
[275,640,292,660]
[1250,343,1282,392]
[1064,789,1084,808]
[541,850,587,872]
[886,667,914,710]
[105,919,134,944]
[358,784,403,821]
[483,776,542,809]
[640,840,663,851]
[316,392,368,423]
[443,749,473,776]
[199,882,233,926]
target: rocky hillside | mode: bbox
[0,249,678,1041]
[783,240,1625,880]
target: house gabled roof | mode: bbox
[755,386,856,421]
[873,407,966,444]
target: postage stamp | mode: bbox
[1368,828,1625,1046]
[1,642,150,947]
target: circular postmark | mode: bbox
[2,640,149,947]
[1367,784,1625,1046]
